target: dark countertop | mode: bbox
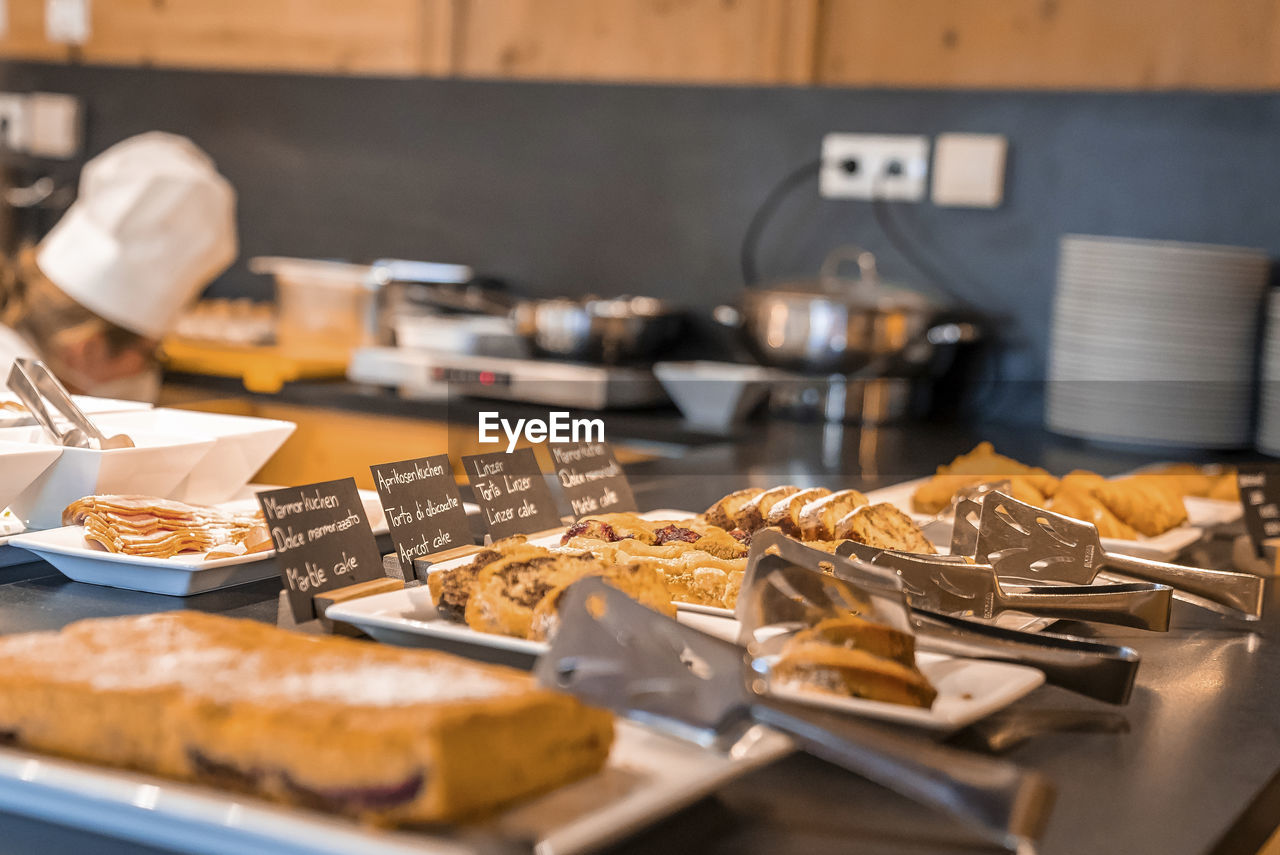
[0,415,1275,855]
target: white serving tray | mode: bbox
[675,612,1044,732]
[8,490,395,597]
[334,586,1045,733]
[864,476,1205,561]
[327,585,725,659]
[0,721,790,855]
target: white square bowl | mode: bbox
[93,409,296,505]
[0,441,63,511]
[0,428,217,529]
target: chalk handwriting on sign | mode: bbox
[370,454,472,581]
[462,447,562,540]
[257,478,383,622]
[1238,464,1280,558]
[549,441,637,518]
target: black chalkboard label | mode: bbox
[549,441,637,518]
[1238,464,1280,558]
[462,448,563,540]
[370,454,472,581]
[257,478,385,622]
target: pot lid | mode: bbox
[755,246,935,311]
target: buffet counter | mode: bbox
[0,415,1274,855]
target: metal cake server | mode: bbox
[836,539,1172,631]
[538,574,1055,851]
[746,532,1140,704]
[963,491,1264,620]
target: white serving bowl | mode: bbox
[0,441,63,512]
[93,409,296,505]
[0,427,217,530]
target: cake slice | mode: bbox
[765,487,832,538]
[772,642,937,708]
[798,489,869,540]
[528,561,675,641]
[790,616,918,668]
[704,488,765,530]
[0,612,614,825]
[834,503,936,554]
[736,486,802,532]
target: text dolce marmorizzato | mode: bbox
[477,411,604,453]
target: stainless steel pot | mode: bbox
[513,296,682,364]
[718,246,974,375]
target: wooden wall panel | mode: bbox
[3,0,454,75]
[815,0,1280,90]
[0,0,72,62]
[454,0,820,84]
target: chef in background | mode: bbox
[0,132,237,401]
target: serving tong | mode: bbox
[746,532,1141,705]
[951,491,1265,620]
[835,539,1172,631]
[5,358,134,450]
[538,570,1055,851]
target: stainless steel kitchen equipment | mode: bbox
[512,296,682,364]
[347,349,668,409]
[745,532,1141,704]
[954,492,1265,620]
[538,574,1055,850]
[835,539,1173,631]
[717,246,978,376]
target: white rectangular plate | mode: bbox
[0,722,790,855]
[7,491,399,596]
[864,477,1205,561]
[335,586,1045,732]
[675,612,1044,732]
[326,585,723,658]
[335,507,1053,641]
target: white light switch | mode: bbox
[931,133,1008,208]
[46,0,89,44]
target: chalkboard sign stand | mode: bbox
[1231,534,1280,577]
[275,577,406,636]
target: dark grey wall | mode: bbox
[3,61,1279,423]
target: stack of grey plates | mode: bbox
[1258,292,1280,455]
[1047,235,1269,448]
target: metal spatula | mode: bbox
[966,491,1264,620]
[837,539,1172,631]
[538,575,1054,850]
[743,532,1140,704]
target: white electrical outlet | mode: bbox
[820,133,930,201]
[0,93,29,153]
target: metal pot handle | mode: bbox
[819,244,879,294]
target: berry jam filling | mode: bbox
[282,770,426,811]
[653,525,701,545]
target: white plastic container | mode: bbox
[0,427,216,529]
[249,257,372,356]
[0,441,64,511]
[92,409,296,504]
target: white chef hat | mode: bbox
[36,131,237,339]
